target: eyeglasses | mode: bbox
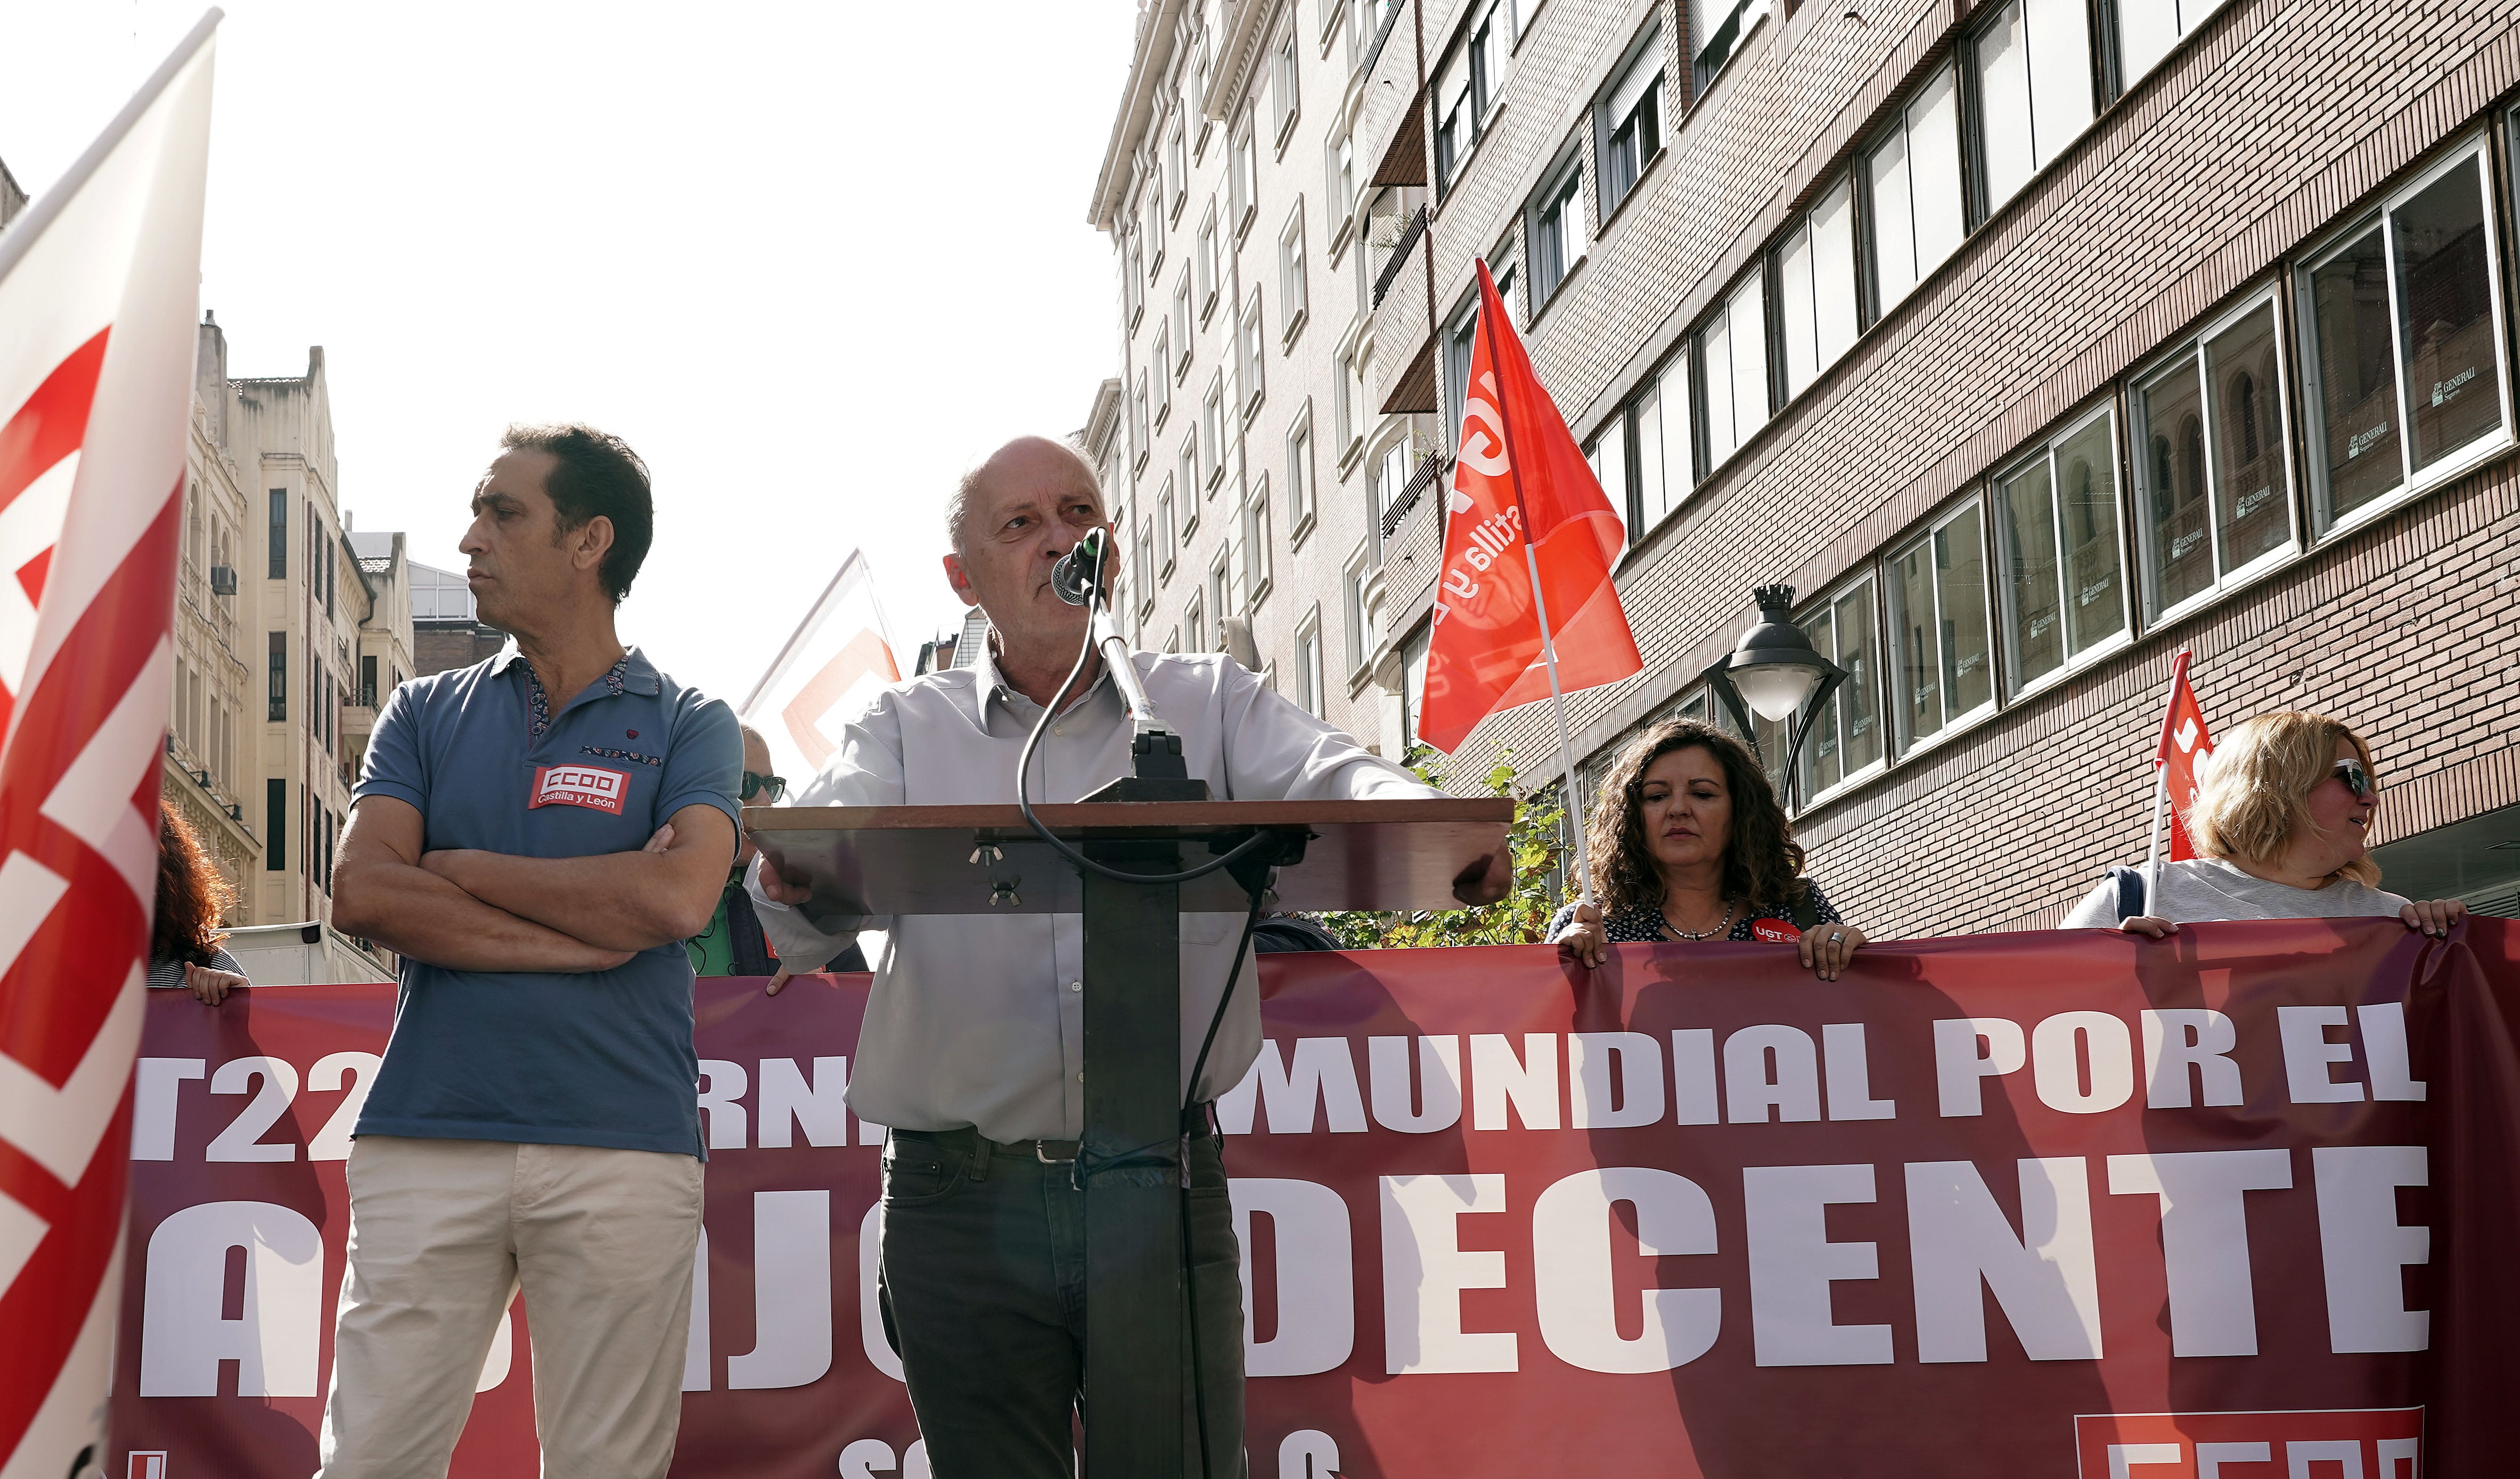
[2330,759,2371,801]
[741,771,788,803]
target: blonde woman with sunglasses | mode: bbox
[2063,711,2465,939]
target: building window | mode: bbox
[1187,587,1207,655]
[1433,0,1515,194]
[1287,410,1317,536]
[1972,0,2095,216]
[1151,327,1172,426]
[1334,342,1361,455]
[1296,609,1326,717]
[1244,474,1274,601]
[1271,27,1301,145]
[1201,377,1225,489]
[1230,114,1258,237]
[1197,203,1221,315]
[1886,499,1995,751]
[2111,0,2232,91]
[1597,31,1665,219]
[1279,203,1309,341]
[2132,290,2294,617]
[1863,65,1965,319]
[1776,176,1859,401]
[1690,0,1761,91]
[1134,519,1158,613]
[1132,373,1151,469]
[2302,139,2509,531]
[1585,418,1627,530]
[1329,133,1356,237]
[267,630,287,721]
[267,489,287,578]
[1796,578,1885,800]
[1443,292,1478,450]
[1994,406,2126,693]
[361,654,378,709]
[1158,478,1179,576]
[266,778,285,870]
[1629,357,1688,535]
[1491,231,1523,329]
[1177,442,1201,539]
[1239,289,1266,413]
[1145,184,1166,277]
[1372,439,1412,555]
[1342,541,1373,672]
[1172,274,1194,378]
[1696,269,1770,472]
[1168,117,1189,217]
[1125,226,1147,326]
[1528,161,1584,308]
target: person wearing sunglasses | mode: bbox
[684,725,866,979]
[2063,710,2465,938]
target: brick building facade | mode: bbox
[1308,0,2520,938]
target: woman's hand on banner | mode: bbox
[183,962,246,1005]
[1799,925,1867,981]
[2402,899,2466,938]
[2118,915,2179,938]
[1558,901,1608,968]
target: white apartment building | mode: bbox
[1092,0,1445,760]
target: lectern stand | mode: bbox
[749,798,1510,1477]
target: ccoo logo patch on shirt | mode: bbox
[530,763,629,815]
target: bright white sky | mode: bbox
[0,0,1135,704]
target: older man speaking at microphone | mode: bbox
[751,434,1501,1477]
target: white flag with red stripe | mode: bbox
[0,15,218,1475]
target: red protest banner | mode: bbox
[111,921,2520,1476]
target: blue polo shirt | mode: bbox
[351,643,740,1157]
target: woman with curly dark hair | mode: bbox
[1545,719,1869,980]
[148,809,250,1005]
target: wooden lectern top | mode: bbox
[746,797,1513,916]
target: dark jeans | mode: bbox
[878,1127,1246,1478]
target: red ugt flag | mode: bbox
[1418,260,1641,753]
[2154,649,2215,862]
[0,16,218,1473]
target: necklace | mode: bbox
[1661,897,1736,941]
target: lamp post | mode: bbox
[1699,583,1846,807]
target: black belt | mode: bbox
[895,1103,1216,1176]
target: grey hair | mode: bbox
[944,434,1102,557]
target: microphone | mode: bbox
[1050,528,1107,607]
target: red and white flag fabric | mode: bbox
[2153,649,2215,862]
[0,15,218,1475]
[738,549,900,785]
[1418,259,1640,754]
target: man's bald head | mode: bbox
[738,722,772,778]
[945,435,1101,557]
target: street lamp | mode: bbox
[1699,583,1847,806]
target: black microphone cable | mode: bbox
[1013,529,1277,888]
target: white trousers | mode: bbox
[315,1135,704,1479]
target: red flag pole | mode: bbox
[1472,260,1592,903]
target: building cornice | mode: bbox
[1087,0,1191,231]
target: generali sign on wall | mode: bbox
[111,921,2517,1477]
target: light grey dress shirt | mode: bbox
[2061,856,2412,927]
[747,646,1438,1143]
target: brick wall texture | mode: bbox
[1353,0,2520,940]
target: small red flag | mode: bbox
[2153,650,2216,861]
[1418,261,1641,753]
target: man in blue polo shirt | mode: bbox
[323,423,740,1478]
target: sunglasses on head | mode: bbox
[2331,759,2371,801]
[741,771,788,804]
